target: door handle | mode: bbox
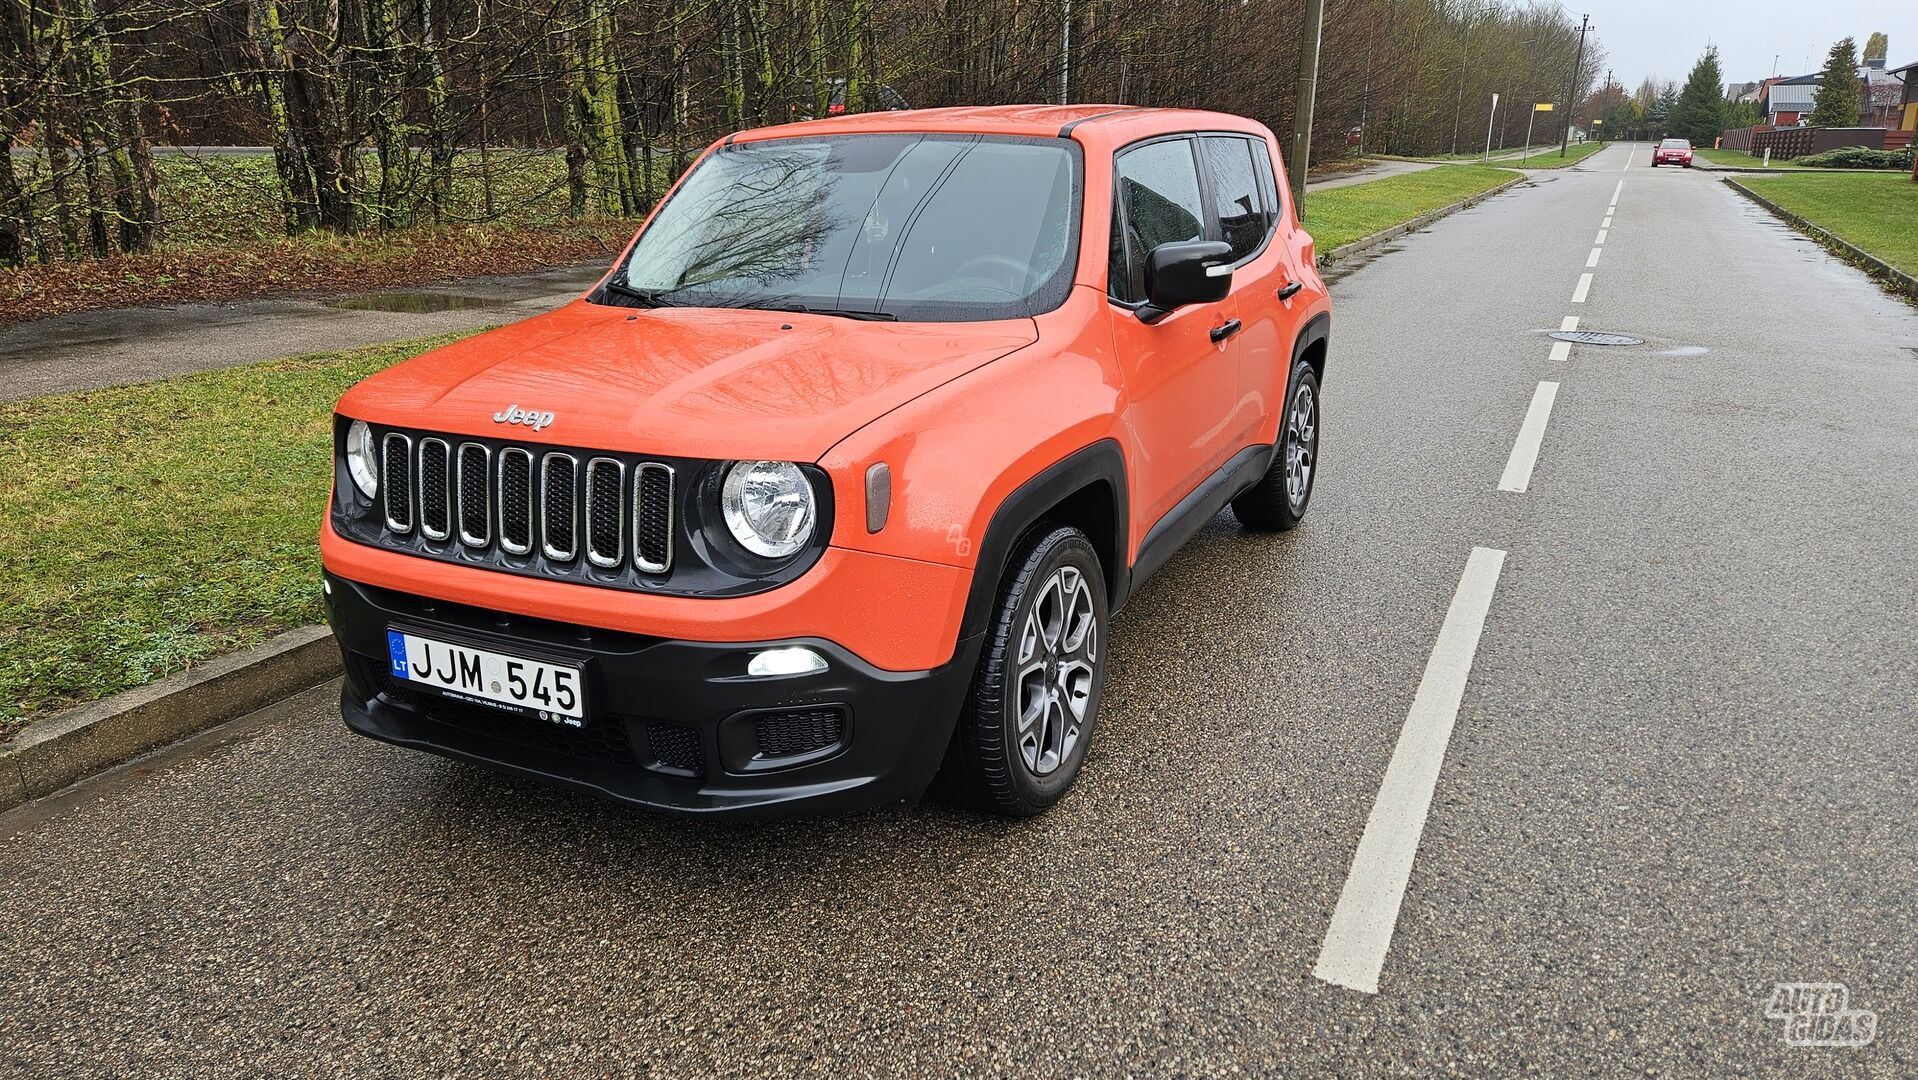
[1209,319,1242,343]
[1277,281,1303,300]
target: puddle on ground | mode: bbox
[325,292,509,313]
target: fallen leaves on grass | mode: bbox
[0,221,638,327]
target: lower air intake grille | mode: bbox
[646,722,703,775]
[370,663,636,766]
[755,707,847,759]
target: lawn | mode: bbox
[0,334,470,740]
[1735,172,1918,278]
[1506,140,1607,169]
[0,150,652,327]
[1694,147,1814,170]
[1304,164,1518,251]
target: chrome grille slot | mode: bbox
[418,438,451,541]
[584,457,625,568]
[634,463,674,573]
[498,448,535,555]
[456,442,491,548]
[541,453,579,561]
[381,433,413,534]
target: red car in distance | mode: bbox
[1651,138,1693,167]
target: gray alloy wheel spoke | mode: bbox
[1285,384,1317,507]
[1014,563,1099,777]
[1017,663,1048,732]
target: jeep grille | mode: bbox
[373,428,674,577]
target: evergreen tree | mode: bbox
[1809,38,1863,127]
[1668,48,1727,143]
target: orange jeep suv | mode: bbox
[323,105,1332,817]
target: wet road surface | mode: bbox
[4,144,1917,1076]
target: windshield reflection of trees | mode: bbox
[658,145,841,305]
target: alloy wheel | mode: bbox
[1284,381,1317,509]
[1013,565,1098,777]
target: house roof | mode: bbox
[1888,60,1918,77]
[1774,72,1824,85]
[1768,83,1820,110]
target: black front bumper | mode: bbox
[324,574,979,817]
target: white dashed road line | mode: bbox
[1498,382,1560,493]
[1594,229,1607,245]
[1585,248,1602,268]
[1602,215,1612,228]
[1549,317,1578,362]
[1313,546,1509,995]
[1572,273,1592,303]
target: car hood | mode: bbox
[337,299,1040,461]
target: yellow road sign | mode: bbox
[1534,103,1554,112]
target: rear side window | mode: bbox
[1201,136,1269,261]
[1110,138,1205,302]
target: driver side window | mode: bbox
[1109,138,1205,303]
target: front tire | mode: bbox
[1231,358,1320,532]
[941,525,1109,817]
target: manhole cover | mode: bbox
[1549,330,1643,346]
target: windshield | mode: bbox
[603,134,1081,322]
[1661,139,1690,148]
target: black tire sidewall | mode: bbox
[959,526,1109,814]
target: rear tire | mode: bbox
[1231,358,1321,532]
[940,525,1108,817]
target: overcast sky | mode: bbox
[1590,1,1918,91]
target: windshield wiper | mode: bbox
[599,278,684,308]
[762,303,898,322]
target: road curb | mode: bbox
[1319,174,1528,268]
[0,625,339,813]
[1724,178,1918,301]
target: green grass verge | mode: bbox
[0,334,470,739]
[1694,147,1814,170]
[1304,164,1517,251]
[1506,141,1607,169]
[1737,172,1918,277]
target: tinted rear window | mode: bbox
[1200,136,1270,261]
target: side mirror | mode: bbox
[1140,240,1234,323]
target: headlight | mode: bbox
[720,460,815,558]
[345,419,379,499]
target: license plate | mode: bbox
[386,629,585,724]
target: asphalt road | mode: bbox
[4,143,1917,1076]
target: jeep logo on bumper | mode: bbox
[493,404,555,431]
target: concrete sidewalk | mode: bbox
[0,262,609,402]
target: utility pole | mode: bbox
[1288,0,1326,214]
[1559,13,1593,157]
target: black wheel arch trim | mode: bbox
[958,439,1132,639]
[1293,311,1331,371]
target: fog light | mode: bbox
[747,646,827,677]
